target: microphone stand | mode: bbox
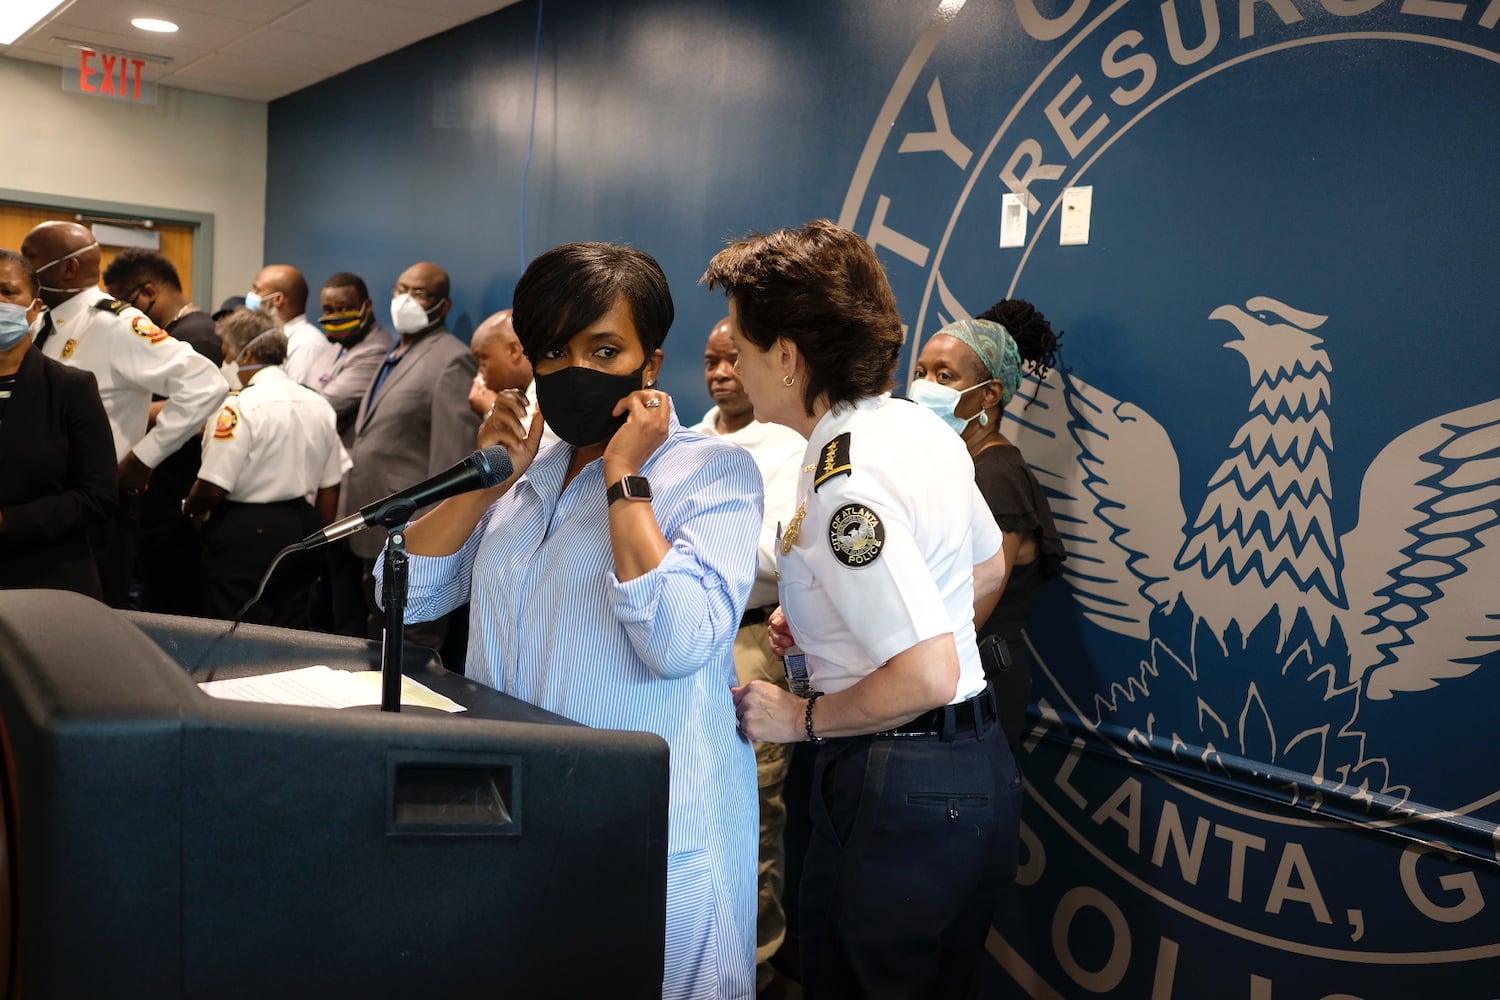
[380,527,410,712]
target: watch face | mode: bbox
[610,476,651,503]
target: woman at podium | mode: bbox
[383,242,761,1000]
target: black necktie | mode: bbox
[33,311,57,351]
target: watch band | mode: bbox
[607,475,652,504]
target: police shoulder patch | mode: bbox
[827,503,884,568]
[813,432,852,492]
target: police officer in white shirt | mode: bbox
[693,315,805,993]
[21,221,227,607]
[185,330,350,626]
[710,220,1020,998]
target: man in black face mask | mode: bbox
[340,260,479,649]
[312,271,394,448]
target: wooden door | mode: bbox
[0,201,196,297]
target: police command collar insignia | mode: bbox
[813,432,852,492]
[828,503,884,567]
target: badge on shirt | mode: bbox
[131,314,170,345]
[212,406,239,440]
[60,338,78,359]
[828,503,884,568]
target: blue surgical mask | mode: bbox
[244,291,264,313]
[0,301,37,351]
[908,377,993,434]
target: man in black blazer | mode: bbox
[341,261,480,648]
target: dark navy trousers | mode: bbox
[798,712,1022,999]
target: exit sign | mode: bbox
[63,48,158,105]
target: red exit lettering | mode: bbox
[77,49,149,101]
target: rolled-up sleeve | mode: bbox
[610,447,762,679]
[375,506,492,624]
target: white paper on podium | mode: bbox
[198,665,465,713]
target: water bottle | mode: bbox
[783,643,812,698]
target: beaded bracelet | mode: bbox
[805,691,825,744]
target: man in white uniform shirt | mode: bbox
[248,264,337,389]
[692,316,804,994]
[185,330,349,627]
[21,221,227,607]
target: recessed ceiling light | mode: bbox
[131,17,178,33]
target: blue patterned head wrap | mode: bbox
[936,318,1022,404]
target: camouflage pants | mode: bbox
[735,619,791,988]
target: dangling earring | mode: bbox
[783,374,795,387]
[978,411,990,427]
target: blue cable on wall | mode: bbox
[520,0,544,266]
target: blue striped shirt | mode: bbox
[388,413,761,999]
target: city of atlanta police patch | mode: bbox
[828,504,884,568]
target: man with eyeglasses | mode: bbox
[21,221,226,608]
[102,248,225,616]
[341,261,479,652]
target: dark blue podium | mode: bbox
[0,590,669,999]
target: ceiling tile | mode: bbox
[221,25,384,71]
[366,0,519,22]
[272,0,459,48]
[141,0,306,20]
[160,51,329,91]
[23,25,208,69]
[52,0,262,49]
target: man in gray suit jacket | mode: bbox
[341,261,480,649]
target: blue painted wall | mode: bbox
[267,0,1500,994]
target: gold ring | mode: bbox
[644,397,662,409]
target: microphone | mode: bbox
[302,445,515,549]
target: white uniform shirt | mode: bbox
[777,394,1003,702]
[198,366,350,503]
[282,313,340,388]
[694,406,805,609]
[40,286,227,466]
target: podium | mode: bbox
[0,591,669,999]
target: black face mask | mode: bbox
[534,362,648,447]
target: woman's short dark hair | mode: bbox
[511,242,674,362]
[0,248,39,298]
[701,219,903,415]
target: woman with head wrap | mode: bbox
[910,301,1066,745]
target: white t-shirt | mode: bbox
[776,394,1002,702]
[281,313,340,388]
[198,366,350,503]
[693,406,805,609]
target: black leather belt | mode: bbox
[878,688,997,739]
[739,605,775,628]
